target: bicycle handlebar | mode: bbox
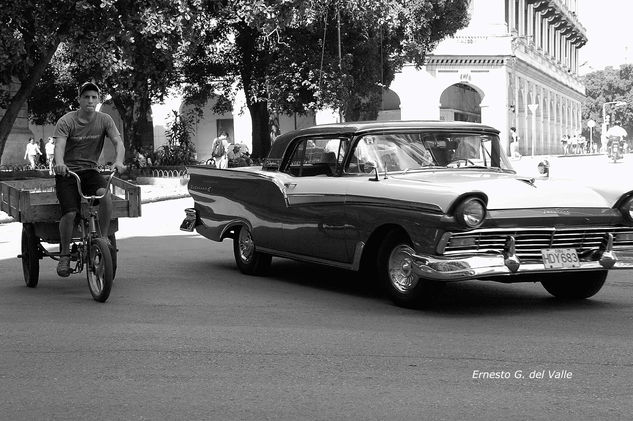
[66,170,117,201]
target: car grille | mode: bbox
[441,227,633,261]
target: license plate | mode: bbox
[541,248,580,269]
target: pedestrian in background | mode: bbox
[509,127,521,159]
[578,133,587,154]
[270,123,281,145]
[570,134,578,154]
[211,131,230,169]
[24,137,41,169]
[45,137,55,175]
[560,134,569,155]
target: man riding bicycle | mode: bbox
[54,82,126,277]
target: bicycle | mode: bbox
[62,170,117,302]
[4,169,141,303]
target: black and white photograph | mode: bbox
[1,0,633,419]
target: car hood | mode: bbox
[388,170,630,211]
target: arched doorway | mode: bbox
[439,83,482,123]
[377,88,401,121]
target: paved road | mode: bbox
[1,156,633,420]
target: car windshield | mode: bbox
[345,132,513,174]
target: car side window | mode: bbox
[346,134,434,174]
[285,137,346,177]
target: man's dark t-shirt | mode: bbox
[53,111,120,171]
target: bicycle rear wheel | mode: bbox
[86,237,113,302]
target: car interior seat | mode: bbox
[322,151,337,175]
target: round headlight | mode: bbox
[456,198,486,228]
[622,196,633,223]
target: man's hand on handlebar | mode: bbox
[111,162,127,174]
[55,163,69,177]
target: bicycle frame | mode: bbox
[65,170,117,272]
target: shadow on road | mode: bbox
[0,233,624,316]
[264,258,618,315]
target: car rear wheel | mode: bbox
[378,231,444,308]
[540,270,607,299]
[233,225,271,275]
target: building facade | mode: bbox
[390,0,587,156]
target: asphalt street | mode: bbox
[1,154,633,420]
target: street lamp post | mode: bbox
[528,103,539,157]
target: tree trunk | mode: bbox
[111,88,154,158]
[0,42,59,160]
[136,94,154,150]
[111,95,135,159]
[247,101,271,159]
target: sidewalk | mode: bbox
[0,177,191,225]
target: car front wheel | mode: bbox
[233,225,271,275]
[378,231,444,308]
[540,270,607,299]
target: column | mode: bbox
[535,11,541,48]
[546,91,552,153]
[519,0,525,36]
[539,88,545,154]
[523,79,529,155]
[527,4,533,39]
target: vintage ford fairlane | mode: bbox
[181,121,633,307]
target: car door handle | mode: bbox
[284,183,297,189]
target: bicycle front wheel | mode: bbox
[86,238,113,302]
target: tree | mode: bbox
[0,0,116,160]
[582,64,633,142]
[181,0,470,159]
[27,0,202,157]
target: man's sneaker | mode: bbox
[57,255,71,277]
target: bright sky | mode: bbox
[578,0,633,73]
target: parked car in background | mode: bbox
[181,121,633,308]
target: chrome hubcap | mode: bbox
[238,228,255,262]
[388,245,419,293]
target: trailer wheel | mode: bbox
[21,223,40,288]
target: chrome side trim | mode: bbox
[257,246,356,271]
[350,241,365,271]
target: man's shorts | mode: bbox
[55,169,107,215]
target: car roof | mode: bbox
[268,120,500,159]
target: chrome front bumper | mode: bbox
[408,234,633,282]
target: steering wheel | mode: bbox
[447,158,476,168]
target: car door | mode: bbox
[280,136,352,263]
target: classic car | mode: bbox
[181,121,633,308]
